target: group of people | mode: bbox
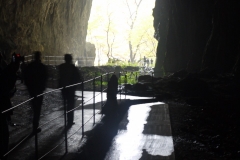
[143,56,153,67]
[0,51,81,159]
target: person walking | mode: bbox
[59,54,81,126]
[150,59,153,66]
[0,53,22,159]
[20,56,27,84]
[143,56,146,67]
[24,51,48,134]
[146,58,149,68]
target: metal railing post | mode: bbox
[152,72,154,98]
[107,72,109,82]
[93,73,96,124]
[125,73,127,99]
[136,72,138,81]
[82,80,84,136]
[63,87,68,153]
[100,75,103,110]
[119,72,121,101]
[34,99,38,160]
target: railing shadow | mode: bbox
[1,71,156,160]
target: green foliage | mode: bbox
[106,61,139,68]
[95,81,108,86]
[118,72,137,84]
[95,72,137,85]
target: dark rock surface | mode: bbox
[0,0,92,59]
[153,0,240,76]
[169,103,240,159]
[135,70,240,159]
[84,42,96,66]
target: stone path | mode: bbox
[4,81,174,160]
[78,101,175,160]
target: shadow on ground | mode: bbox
[76,99,157,160]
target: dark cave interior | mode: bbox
[1,0,240,159]
[0,0,239,75]
[153,0,240,77]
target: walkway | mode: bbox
[77,100,175,160]
[6,82,175,160]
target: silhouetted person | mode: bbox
[20,56,27,84]
[150,59,153,65]
[0,52,7,73]
[24,51,48,134]
[59,54,81,126]
[2,53,20,126]
[107,74,118,102]
[143,56,146,66]
[0,53,22,160]
[146,58,149,67]
[102,74,118,115]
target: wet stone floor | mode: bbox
[105,102,175,160]
[6,81,175,160]
[77,100,175,160]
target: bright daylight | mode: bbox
[87,0,157,66]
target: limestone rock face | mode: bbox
[153,0,240,76]
[0,0,92,60]
[84,42,95,66]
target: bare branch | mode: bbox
[125,0,134,22]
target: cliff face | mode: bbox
[0,0,92,60]
[84,42,95,66]
[153,0,240,76]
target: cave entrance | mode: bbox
[87,0,157,66]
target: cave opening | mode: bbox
[0,1,240,159]
[86,0,157,66]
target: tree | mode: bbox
[87,6,103,42]
[87,1,117,62]
[123,8,157,62]
[123,0,143,62]
[87,0,156,65]
[105,5,117,59]
[132,17,157,59]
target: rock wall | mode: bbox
[84,42,96,66]
[153,0,240,76]
[0,0,92,61]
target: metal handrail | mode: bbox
[2,70,157,159]
[2,97,34,114]
[1,71,124,160]
[26,55,96,66]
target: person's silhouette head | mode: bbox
[64,54,72,64]
[34,51,41,62]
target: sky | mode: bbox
[87,0,156,65]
